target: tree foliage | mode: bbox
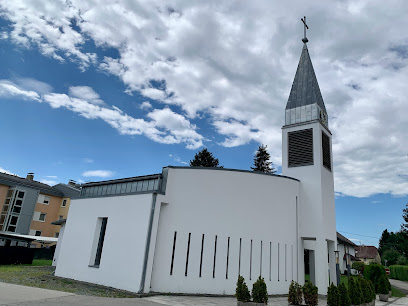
[189,148,222,168]
[327,283,340,306]
[251,144,276,174]
[338,283,351,306]
[288,281,303,305]
[401,203,408,234]
[252,276,268,304]
[348,277,362,305]
[303,280,318,306]
[235,275,251,302]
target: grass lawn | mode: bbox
[391,286,406,297]
[0,263,136,297]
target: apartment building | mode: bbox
[0,172,80,243]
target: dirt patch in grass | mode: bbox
[0,265,137,298]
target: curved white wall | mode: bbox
[149,168,300,295]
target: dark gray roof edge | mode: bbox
[81,173,162,187]
[164,166,300,182]
[0,175,63,197]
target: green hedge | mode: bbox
[390,265,408,281]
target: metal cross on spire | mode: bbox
[301,16,309,43]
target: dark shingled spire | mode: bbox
[286,43,326,113]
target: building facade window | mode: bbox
[90,217,108,267]
[59,215,64,220]
[0,188,26,232]
[55,232,59,238]
[35,231,41,236]
[61,199,67,207]
[39,213,46,222]
[37,194,51,205]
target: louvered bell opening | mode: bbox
[288,129,314,167]
[322,131,331,171]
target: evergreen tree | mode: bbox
[251,144,276,173]
[379,229,391,255]
[401,203,408,234]
[189,148,223,168]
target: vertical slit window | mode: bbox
[322,131,331,171]
[226,237,230,279]
[291,245,294,281]
[185,233,191,276]
[170,231,177,275]
[250,239,253,280]
[288,128,314,167]
[269,242,272,281]
[260,240,263,277]
[285,244,287,281]
[278,243,280,281]
[94,218,108,266]
[199,234,204,277]
[212,235,217,278]
[238,238,242,276]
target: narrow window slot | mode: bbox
[199,234,204,277]
[291,245,294,281]
[94,218,108,266]
[250,239,253,280]
[212,235,217,278]
[238,238,242,276]
[260,240,263,277]
[170,231,177,275]
[285,244,287,281]
[185,233,191,276]
[226,237,230,279]
[278,243,280,281]
[269,242,272,281]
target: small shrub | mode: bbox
[236,275,251,302]
[378,275,389,295]
[368,280,376,301]
[288,280,303,305]
[303,280,318,306]
[252,276,268,304]
[386,275,391,292]
[338,283,351,306]
[352,262,365,274]
[364,263,386,292]
[348,277,362,305]
[327,283,340,306]
[359,278,372,303]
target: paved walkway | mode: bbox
[391,279,408,293]
[1,281,408,305]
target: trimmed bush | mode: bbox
[390,265,408,281]
[378,275,389,295]
[396,255,408,266]
[288,280,303,305]
[303,280,318,306]
[352,262,365,274]
[364,263,386,292]
[327,283,340,306]
[368,280,376,301]
[236,275,251,302]
[359,278,372,303]
[252,276,268,304]
[338,283,351,306]
[348,277,362,305]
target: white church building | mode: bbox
[55,36,337,295]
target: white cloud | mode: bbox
[82,170,114,178]
[82,158,94,164]
[0,80,41,101]
[69,86,104,105]
[0,166,14,175]
[40,179,58,186]
[140,101,152,110]
[1,1,408,197]
[45,175,58,179]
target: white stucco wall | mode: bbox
[282,121,337,294]
[148,167,300,295]
[55,193,153,292]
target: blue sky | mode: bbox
[1,1,408,247]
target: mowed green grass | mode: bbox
[0,262,136,297]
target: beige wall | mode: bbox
[0,184,10,214]
[30,193,63,238]
[57,197,71,220]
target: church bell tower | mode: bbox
[282,17,337,294]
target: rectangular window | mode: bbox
[185,233,191,276]
[213,235,218,278]
[59,215,64,220]
[288,128,314,167]
[39,213,46,222]
[43,196,50,205]
[170,231,177,275]
[322,131,332,171]
[35,230,41,236]
[61,199,67,207]
[94,218,108,266]
[55,232,59,238]
[199,234,204,277]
